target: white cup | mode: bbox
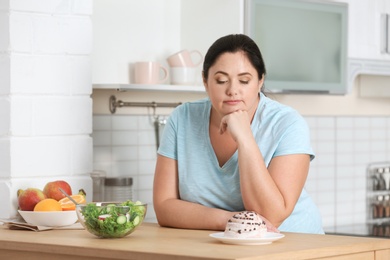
[170,67,198,85]
[134,61,168,84]
[167,49,203,68]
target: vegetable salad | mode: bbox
[79,200,146,238]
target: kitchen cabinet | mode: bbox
[336,0,390,94]
[346,0,390,61]
[377,249,390,260]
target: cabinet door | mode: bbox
[375,249,390,260]
[320,251,374,260]
[348,0,390,60]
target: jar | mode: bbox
[104,177,133,202]
[90,170,106,202]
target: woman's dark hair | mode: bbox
[203,34,266,91]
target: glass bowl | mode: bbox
[76,201,147,238]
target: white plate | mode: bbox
[209,232,285,245]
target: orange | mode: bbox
[34,198,62,211]
[59,195,86,211]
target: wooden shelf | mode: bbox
[93,84,205,93]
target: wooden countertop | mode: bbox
[1,222,390,260]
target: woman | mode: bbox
[153,34,324,234]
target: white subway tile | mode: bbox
[0,98,10,135]
[92,131,111,146]
[336,129,353,141]
[138,145,157,160]
[63,16,92,54]
[138,174,154,190]
[92,162,112,177]
[315,153,335,166]
[353,140,370,153]
[336,117,354,128]
[138,115,155,130]
[317,179,335,192]
[0,139,10,178]
[10,96,33,136]
[139,160,156,175]
[0,55,10,95]
[72,0,93,15]
[0,1,9,10]
[10,136,72,177]
[317,117,335,128]
[354,129,370,140]
[317,166,336,179]
[0,12,9,52]
[112,161,138,176]
[337,153,354,166]
[28,14,91,55]
[317,128,335,141]
[93,146,112,162]
[10,0,71,14]
[112,115,138,130]
[93,115,111,130]
[138,130,155,145]
[0,181,17,219]
[70,56,92,95]
[336,141,354,153]
[10,54,90,95]
[371,129,387,140]
[9,136,91,178]
[370,117,387,128]
[112,131,138,146]
[354,117,370,128]
[71,135,92,174]
[112,146,137,161]
[303,116,317,128]
[9,12,33,52]
[32,97,92,135]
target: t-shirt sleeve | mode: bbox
[273,113,315,161]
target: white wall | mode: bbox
[0,0,93,219]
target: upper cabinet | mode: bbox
[246,0,348,94]
[92,0,390,95]
[346,0,390,60]
[91,0,243,89]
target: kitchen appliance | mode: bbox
[325,162,390,238]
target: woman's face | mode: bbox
[204,51,263,119]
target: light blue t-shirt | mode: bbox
[157,93,324,234]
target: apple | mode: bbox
[43,180,72,201]
[17,188,46,211]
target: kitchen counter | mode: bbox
[1,222,390,260]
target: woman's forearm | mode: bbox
[155,199,236,230]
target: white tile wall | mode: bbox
[0,0,93,219]
[93,114,390,227]
[92,114,158,222]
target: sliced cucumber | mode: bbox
[116,215,127,224]
[133,216,140,226]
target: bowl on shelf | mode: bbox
[18,210,78,227]
[76,201,147,238]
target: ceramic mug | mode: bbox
[167,49,203,67]
[170,67,198,85]
[134,61,168,84]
